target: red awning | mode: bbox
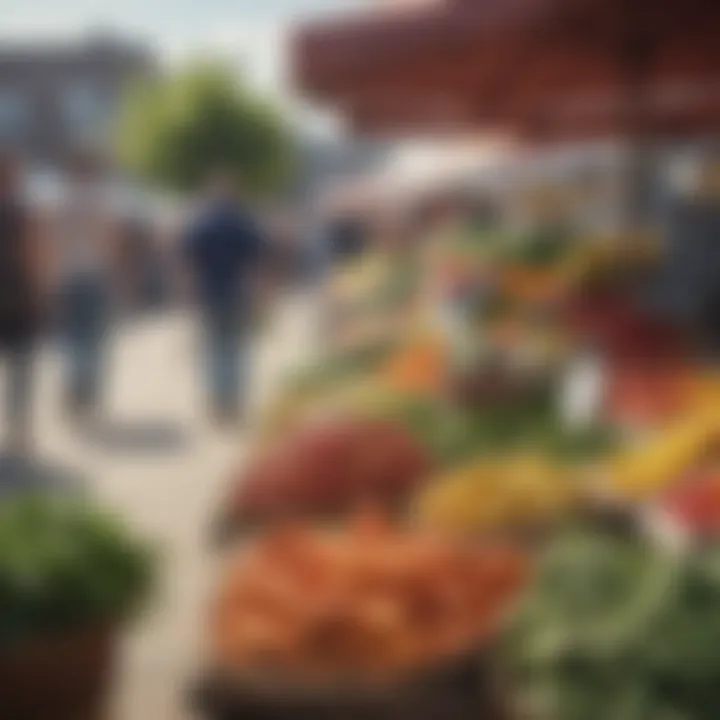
[293,0,720,139]
[293,0,558,99]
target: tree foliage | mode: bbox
[117,63,295,194]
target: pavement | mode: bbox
[0,294,319,720]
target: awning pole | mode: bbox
[619,2,655,236]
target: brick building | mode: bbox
[0,34,155,166]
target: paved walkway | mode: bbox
[4,295,319,720]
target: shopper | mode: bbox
[54,151,118,423]
[182,170,267,426]
[0,154,44,455]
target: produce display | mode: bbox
[205,206,720,719]
[228,218,688,540]
[415,455,579,536]
[210,511,527,681]
[325,253,423,350]
[381,331,448,396]
[223,415,432,529]
[659,464,720,536]
[602,409,719,500]
[413,412,620,536]
[477,231,566,315]
[504,524,720,720]
[257,338,403,438]
[606,363,720,431]
[283,337,399,400]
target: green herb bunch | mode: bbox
[0,495,155,646]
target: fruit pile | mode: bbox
[415,455,579,536]
[225,415,432,529]
[210,511,527,680]
[659,461,720,536]
[603,410,720,501]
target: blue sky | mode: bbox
[0,0,365,96]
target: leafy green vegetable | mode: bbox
[0,495,155,646]
[504,525,720,720]
[504,225,573,268]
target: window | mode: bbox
[62,81,109,140]
[0,89,28,138]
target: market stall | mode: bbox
[181,2,720,718]
[199,181,720,717]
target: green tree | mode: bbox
[117,62,295,194]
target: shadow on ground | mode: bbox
[0,453,88,497]
[82,418,191,455]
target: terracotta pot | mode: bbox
[0,623,118,720]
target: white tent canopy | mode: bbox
[319,138,515,217]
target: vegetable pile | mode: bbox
[210,511,527,681]
[504,524,720,720]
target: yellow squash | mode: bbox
[415,455,577,535]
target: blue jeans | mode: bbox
[200,298,246,414]
[60,276,109,409]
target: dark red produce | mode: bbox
[227,416,433,526]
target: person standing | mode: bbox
[53,152,118,423]
[182,170,267,426]
[0,154,45,456]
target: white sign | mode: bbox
[559,354,606,429]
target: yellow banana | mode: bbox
[606,409,720,498]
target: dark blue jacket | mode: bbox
[183,199,265,307]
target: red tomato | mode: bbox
[607,364,689,427]
[662,471,720,534]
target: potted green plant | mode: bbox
[0,494,155,720]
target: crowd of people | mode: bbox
[0,150,281,458]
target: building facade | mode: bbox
[0,34,155,166]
